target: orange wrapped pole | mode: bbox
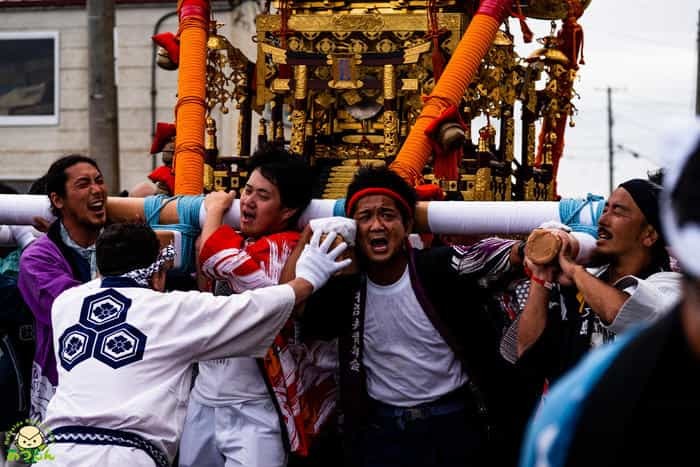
[390,0,511,186]
[173,0,209,195]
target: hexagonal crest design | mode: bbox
[94,323,147,369]
[79,289,132,331]
[58,324,97,371]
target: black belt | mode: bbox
[51,425,169,467]
[370,386,468,429]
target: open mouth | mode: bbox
[241,210,255,223]
[597,228,612,240]
[369,238,388,253]
[88,199,105,213]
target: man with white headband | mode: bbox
[519,122,700,467]
[29,222,349,467]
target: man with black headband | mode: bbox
[283,165,532,466]
[504,176,682,388]
[519,121,700,467]
[33,222,349,467]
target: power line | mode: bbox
[615,143,659,166]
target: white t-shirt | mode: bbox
[41,278,295,465]
[363,267,467,407]
[191,357,268,405]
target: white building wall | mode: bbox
[0,3,260,193]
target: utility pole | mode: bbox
[607,86,614,195]
[88,0,120,192]
[598,85,626,195]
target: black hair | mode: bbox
[618,178,669,270]
[246,143,313,228]
[46,154,101,217]
[345,165,417,224]
[671,141,700,227]
[96,222,160,276]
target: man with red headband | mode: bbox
[284,165,532,467]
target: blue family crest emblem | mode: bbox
[58,289,147,371]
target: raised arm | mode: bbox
[557,234,626,325]
[514,258,557,358]
[198,191,283,291]
[199,190,236,252]
[188,230,351,361]
[279,224,312,285]
[501,228,575,361]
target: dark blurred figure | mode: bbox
[0,181,38,434]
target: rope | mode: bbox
[144,194,204,272]
[559,193,604,237]
[333,199,347,217]
[174,95,207,120]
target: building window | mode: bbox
[0,31,59,126]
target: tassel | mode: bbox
[426,0,446,81]
[559,0,586,69]
[431,39,446,82]
[518,16,534,43]
[512,2,533,43]
[423,105,466,181]
[433,148,460,181]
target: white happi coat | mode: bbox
[37,276,295,466]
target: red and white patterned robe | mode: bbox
[199,225,337,456]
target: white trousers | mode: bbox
[178,398,286,467]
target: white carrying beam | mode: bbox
[0,195,604,236]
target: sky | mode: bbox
[513,0,698,198]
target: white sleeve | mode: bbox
[170,284,295,362]
[605,271,682,334]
